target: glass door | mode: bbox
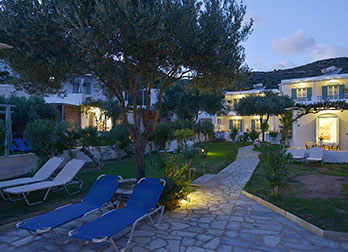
[316,115,339,144]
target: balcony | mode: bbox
[316,94,348,102]
[294,97,311,102]
[45,93,92,106]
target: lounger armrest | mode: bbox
[68,229,77,238]
[92,236,108,243]
[16,221,25,228]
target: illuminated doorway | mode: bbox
[316,115,339,144]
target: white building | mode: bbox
[198,85,280,142]
[279,70,348,150]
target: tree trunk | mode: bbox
[274,185,279,198]
[81,147,104,169]
[135,144,146,180]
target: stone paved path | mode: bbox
[1,145,348,251]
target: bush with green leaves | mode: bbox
[259,144,291,197]
[195,121,214,142]
[249,129,260,142]
[153,152,193,210]
[25,119,67,165]
[0,95,59,135]
[107,124,133,154]
[237,132,249,143]
[78,126,104,169]
[230,127,238,142]
[269,130,279,143]
[149,122,172,150]
[171,120,192,131]
[174,128,194,151]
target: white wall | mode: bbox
[293,110,348,150]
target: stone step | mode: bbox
[191,174,215,185]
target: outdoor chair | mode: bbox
[0,157,64,200]
[160,140,178,153]
[15,138,30,152]
[24,138,33,151]
[306,147,324,166]
[68,177,166,252]
[289,149,306,163]
[4,159,86,205]
[16,174,122,243]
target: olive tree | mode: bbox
[0,0,253,179]
[235,92,293,142]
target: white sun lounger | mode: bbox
[4,159,86,205]
[306,147,324,166]
[288,149,306,163]
[0,157,64,200]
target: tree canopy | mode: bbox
[0,0,253,179]
[235,92,293,141]
[160,80,224,125]
[0,95,59,135]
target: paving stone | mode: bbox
[263,235,280,247]
[145,239,167,250]
[202,237,220,250]
[185,247,214,252]
[166,240,180,251]
[1,146,347,252]
[221,237,250,248]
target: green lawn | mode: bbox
[0,141,238,225]
[245,146,348,232]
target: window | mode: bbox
[328,85,339,100]
[217,118,222,126]
[291,87,312,101]
[233,99,239,110]
[296,88,307,101]
[251,119,261,131]
[229,119,243,131]
[83,80,91,95]
[72,81,80,93]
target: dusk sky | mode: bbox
[243,0,348,71]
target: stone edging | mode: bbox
[242,190,348,242]
[0,221,17,234]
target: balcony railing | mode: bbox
[317,94,348,101]
[294,97,311,102]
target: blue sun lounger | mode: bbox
[15,138,30,151]
[16,174,122,242]
[69,177,165,252]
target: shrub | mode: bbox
[79,126,104,169]
[230,127,238,142]
[149,122,172,150]
[196,121,214,142]
[174,128,194,151]
[249,129,260,142]
[154,152,193,210]
[25,119,67,165]
[107,124,133,154]
[260,145,291,197]
[269,130,279,143]
[1,95,59,135]
[160,165,193,210]
[171,120,192,131]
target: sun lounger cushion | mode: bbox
[4,159,84,195]
[71,178,164,241]
[0,157,64,189]
[18,175,121,232]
